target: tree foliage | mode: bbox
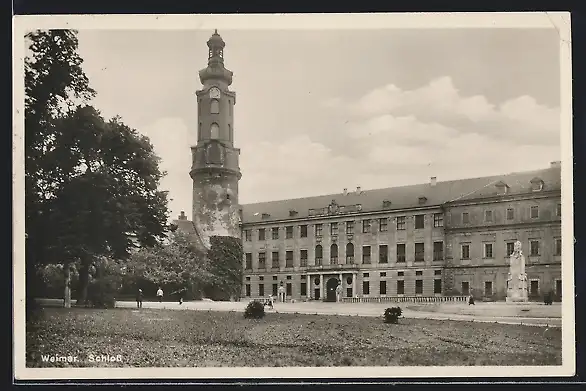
[24,30,170,306]
[205,236,244,301]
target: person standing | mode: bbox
[136,289,144,309]
[156,287,163,303]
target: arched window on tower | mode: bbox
[331,244,339,265]
[210,123,220,140]
[346,243,355,264]
[228,124,232,142]
[210,99,220,114]
[315,244,323,266]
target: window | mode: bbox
[363,273,370,278]
[379,218,388,232]
[530,240,540,256]
[272,284,278,296]
[286,226,293,239]
[300,249,308,267]
[300,225,308,238]
[363,281,370,295]
[506,208,515,220]
[258,252,266,269]
[415,279,423,294]
[244,229,252,241]
[462,212,470,224]
[485,210,493,222]
[379,245,388,263]
[286,283,292,296]
[258,284,264,297]
[530,280,539,297]
[397,271,404,277]
[245,253,252,269]
[258,229,265,241]
[315,245,323,265]
[300,283,307,295]
[380,281,387,295]
[415,242,425,262]
[433,242,444,261]
[380,272,387,277]
[461,281,470,296]
[330,244,339,265]
[415,270,423,276]
[210,99,220,114]
[273,276,278,280]
[415,215,425,229]
[434,279,442,294]
[397,216,406,230]
[346,243,355,264]
[461,244,470,260]
[484,243,494,258]
[555,238,562,256]
[245,284,251,297]
[530,206,539,219]
[362,219,371,233]
[315,224,323,237]
[397,280,405,295]
[557,203,562,217]
[286,275,292,280]
[330,222,338,236]
[286,251,293,267]
[272,227,279,240]
[507,242,515,256]
[259,276,264,281]
[397,244,406,263]
[210,122,220,139]
[434,270,442,276]
[362,246,371,264]
[433,213,444,228]
[346,221,354,235]
[246,276,250,281]
[272,252,279,268]
[484,281,493,297]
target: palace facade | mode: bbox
[237,163,562,302]
[177,31,563,303]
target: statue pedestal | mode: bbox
[506,241,528,303]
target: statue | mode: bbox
[335,284,342,302]
[506,240,528,303]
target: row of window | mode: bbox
[244,242,445,269]
[459,238,561,260]
[244,278,444,297]
[243,214,444,241]
[460,203,561,225]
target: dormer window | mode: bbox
[418,196,427,205]
[530,177,544,192]
[289,209,298,217]
[495,181,510,195]
[261,213,271,220]
[382,200,392,209]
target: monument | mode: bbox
[506,240,528,302]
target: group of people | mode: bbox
[135,286,186,308]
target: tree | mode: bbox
[24,30,170,308]
[205,236,244,301]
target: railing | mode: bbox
[330,257,339,265]
[342,295,469,303]
[306,264,360,272]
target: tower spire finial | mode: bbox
[214,29,218,34]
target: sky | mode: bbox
[73,27,562,221]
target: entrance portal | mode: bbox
[326,277,340,302]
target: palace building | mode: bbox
[176,30,563,303]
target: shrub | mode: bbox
[383,307,402,324]
[87,275,120,308]
[244,300,265,319]
[544,291,554,305]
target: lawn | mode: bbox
[26,307,562,367]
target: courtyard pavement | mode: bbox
[113,299,562,328]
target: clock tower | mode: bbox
[190,30,241,248]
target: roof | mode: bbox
[240,165,561,224]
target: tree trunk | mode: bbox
[63,263,71,308]
[76,262,89,306]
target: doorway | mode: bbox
[314,288,320,300]
[326,277,339,302]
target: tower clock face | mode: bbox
[209,87,221,99]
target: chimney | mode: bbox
[179,211,186,220]
[430,176,437,187]
[550,161,561,168]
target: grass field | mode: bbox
[26,307,562,367]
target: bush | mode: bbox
[244,300,265,319]
[383,307,402,324]
[544,291,554,305]
[87,275,120,308]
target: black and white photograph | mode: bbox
[13,12,574,380]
